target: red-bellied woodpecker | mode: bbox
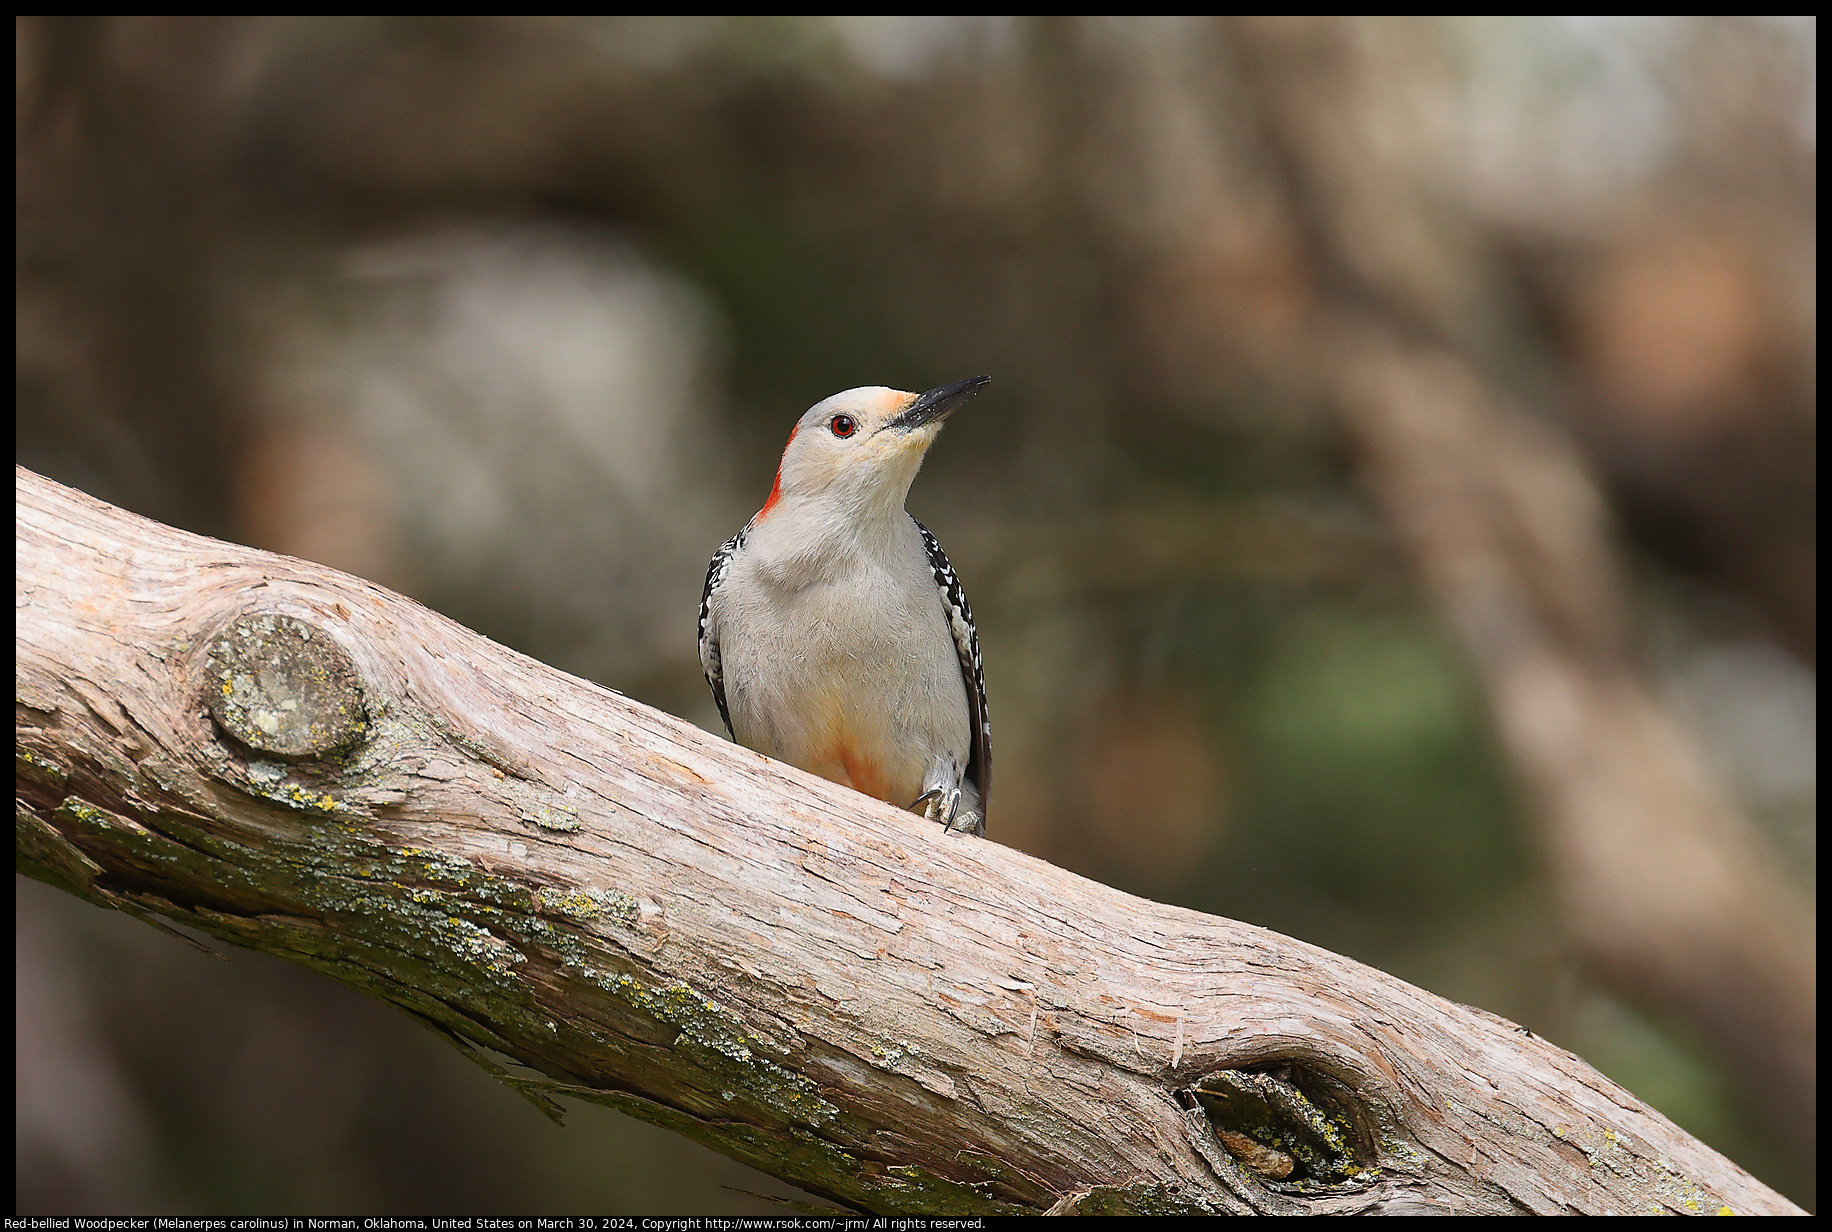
[699,377,992,835]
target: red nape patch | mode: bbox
[755,424,798,521]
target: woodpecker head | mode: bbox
[759,376,990,523]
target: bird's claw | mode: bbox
[913,786,954,826]
[913,787,982,837]
[946,807,985,837]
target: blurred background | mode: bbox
[15,16,1814,1213]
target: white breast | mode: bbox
[712,512,970,807]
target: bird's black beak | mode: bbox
[885,375,991,433]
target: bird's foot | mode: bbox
[946,807,985,837]
[913,786,956,827]
[913,787,982,837]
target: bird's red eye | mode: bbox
[830,415,857,438]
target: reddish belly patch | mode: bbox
[834,744,891,804]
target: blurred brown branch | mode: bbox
[1228,12,1814,1152]
[15,465,1806,1215]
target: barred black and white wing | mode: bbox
[914,519,991,824]
[699,525,747,739]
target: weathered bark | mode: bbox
[15,466,1802,1215]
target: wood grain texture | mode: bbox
[15,466,1802,1215]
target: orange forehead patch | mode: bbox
[876,388,916,415]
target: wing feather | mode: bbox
[699,526,747,739]
[914,519,991,821]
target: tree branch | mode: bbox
[15,465,1802,1215]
